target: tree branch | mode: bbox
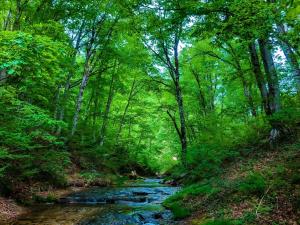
[167,110,182,138]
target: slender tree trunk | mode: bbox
[53,85,62,119]
[55,83,69,135]
[191,69,207,115]
[3,9,12,30]
[168,30,188,166]
[238,71,257,117]
[248,41,271,115]
[0,69,8,84]
[99,73,115,145]
[258,38,280,114]
[13,0,26,30]
[208,74,216,111]
[232,53,257,117]
[116,78,136,143]
[174,78,187,166]
[71,68,90,136]
[56,23,85,135]
[56,62,74,135]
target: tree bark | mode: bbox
[116,78,137,143]
[56,22,85,135]
[71,68,90,136]
[99,72,115,145]
[13,0,28,30]
[190,68,207,115]
[53,85,62,119]
[258,38,280,114]
[230,47,257,117]
[174,79,187,165]
[238,70,257,117]
[0,69,8,84]
[3,8,12,30]
[173,33,188,167]
[248,41,271,115]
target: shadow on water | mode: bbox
[12,178,179,225]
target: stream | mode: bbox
[12,178,179,225]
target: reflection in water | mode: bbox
[12,179,179,225]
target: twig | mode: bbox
[255,185,272,217]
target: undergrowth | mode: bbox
[164,139,300,224]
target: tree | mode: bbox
[136,0,189,166]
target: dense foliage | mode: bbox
[0,1,299,222]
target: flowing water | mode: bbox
[11,178,179,225]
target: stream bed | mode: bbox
[11,178,179,225]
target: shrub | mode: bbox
[0,86,70,194]
[237,172,266,195]
[167,202,191,219]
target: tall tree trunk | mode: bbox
[56,23,85,135]
[191,68,207,115]
[53,85,62,119]
[248,41,271,115]
[258,38,280,114]
[99,72,115,145]
[238,70,257,117]
[92,86,103,142]
[167,29,188,167]
[0,69,8,84]
[13,0,27,30]
[55,74,71,135]
[207,74,216,111]
[174,78,188,166]
[116,78,136,143]
[3,9,12,30]
[232,50,257,117]
[258,38,282,146]
[173,29,188,167]
[71,68,90,136]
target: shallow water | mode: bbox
[11,178,179,225]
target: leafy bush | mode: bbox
[184,144,240,183]
[0,86,70,193]
[268,107,300,134]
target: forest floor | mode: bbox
[164,140,300,225]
